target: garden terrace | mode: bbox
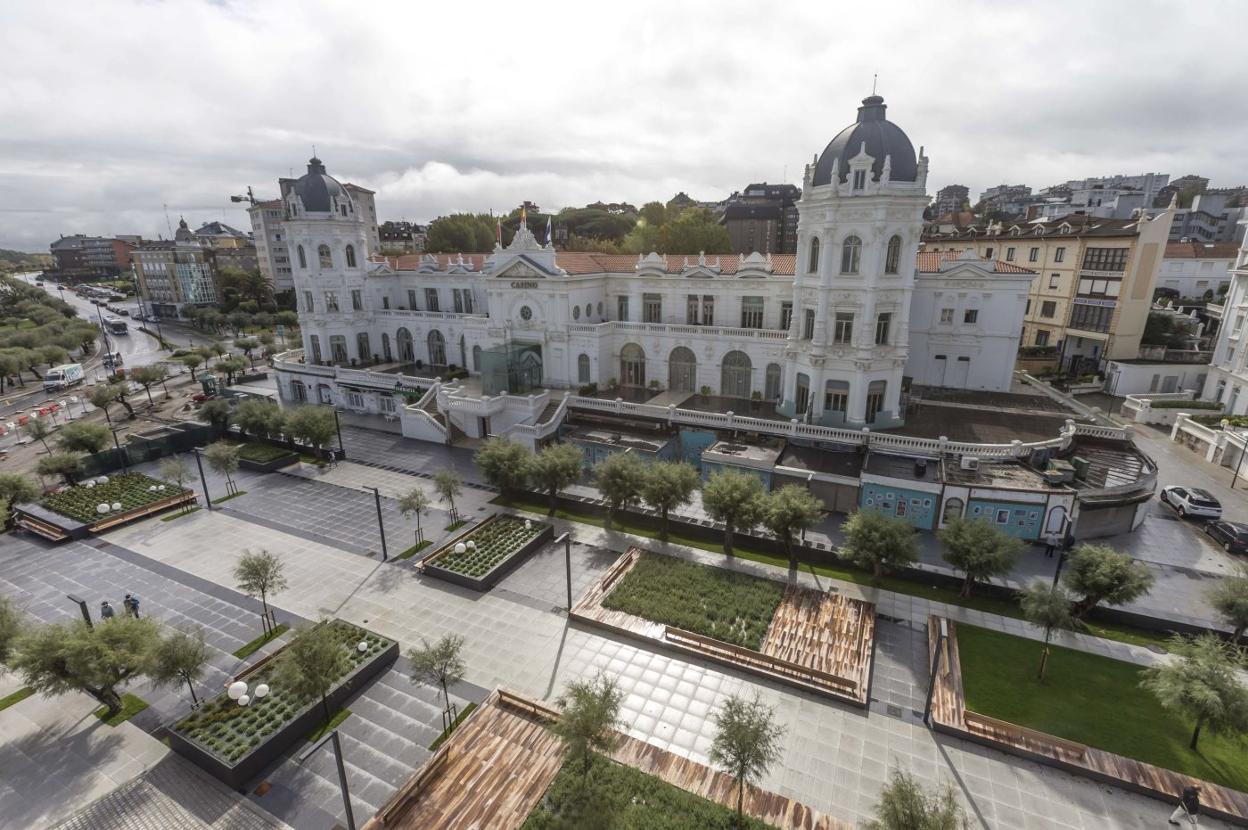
[573,548,875,707]
[167,620,398,790]
[235,441,299,472]
[927,616,1248,826]
[16,473,195,541]
[419,514,553,591]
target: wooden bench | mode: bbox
[965,710,1087,763]
[665,626,858,695]
[15,512,68,541]
[497,688,560,723]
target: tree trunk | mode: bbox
[184,672,199,705]
[144,386,154,405]
[1234,625,1245,646]
[38,438,50,453]
[1037,646,1050,682]
[321,694,332,727]
[1072,594,1099,620]
[1190,716,1204,750]
[117,396,135,417]
[660,507,669,541]
[960,575,974,598]
[724,525,734,556]
[604,506,614,532]
[873,559,883,579]
[736,775,745,829]
[548,487,557,516]
[786,538,797,570]
[101,405,112,427]
[94,686,123,718]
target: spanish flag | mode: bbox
[520,204,527,227]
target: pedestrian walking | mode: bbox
[100,600,115,620]
[1169,784,1201,826]
[1043,536,1056,559]
[124,593,141,618]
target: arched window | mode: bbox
[885,235,902,274]
[620,343,646,387]
[318,244,332,269]
[396,328,414,362]
[668,347,696,392]
[942,497,964,524]
[764,363,782,400]
[297,245,307,269]
[578,353,591,384]
[356,332,371,362]
[808,237,821,275]
[427,329,447,367]
[345,244,357,268]
[473,345,482,372]
[840,236,861,275]
[720,350,752,398]
[381,333,392,362]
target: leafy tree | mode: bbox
[22,416,52,453]
[528,443,584,515]
[433,469,463,523]
[215,356,247,385]
[36,451,83,486]
[159,456,193,498]
[234,549,288,631]
[1142,312,1194,348]
[209,340,229,360]
[0,596,22,665]
[1061,543,1155,620]
[639,201,666,227]
[285,404,336,458]
[179,351,204,381]
[57,421,111,455]
[424,213,497,253]
[204,441,241,495]
[1019,581,1076,681]
[275,310,299,329]
[105,374,138,417]
[397,487,431,545]
[407,634,465,726]
[839,510,918,579]
[552,672,623,781]
[234,398,286,441]
[235,337,260,368]
[866,768,967,830]
[196,398,233,434]
[130,364,168,405]
[709,693,785,828]
[658,207,733,254]
[149,626,208,705]
[10,615,160,718]
[593,452,646,531]
[1141,633,1248,750]
[276,622,352,724]
[701,470,764,556]
[639,461,700,541]
[938,517,1023,598]
[474,437,533,500]
[1206,565,1248,645]
[88,382,123,425]
[760,485,824,569]
[0,472,38,513]
[620,221,661,255]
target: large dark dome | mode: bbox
[293,156,349,212]
[812,96,917,187]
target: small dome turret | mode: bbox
[812,95,918,187]
[291,155,350,213]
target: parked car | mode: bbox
[1160,486,1223,519]
[1205,520,1248,554]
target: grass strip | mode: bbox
[428,702,477,751]
[396,539,432,560]
[94,693,148,727]
[211,490,247,505]
[496,496,1170,651]
[958,623,1248,792]
[0,687,35,712]
[307,708,352,743]
[444,520,467,532]
[161,506,202,522]
[232,623,290,659]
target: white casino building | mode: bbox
[274,97,1036,446]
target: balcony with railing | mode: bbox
[565,320,789,341]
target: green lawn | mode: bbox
[232,623,289,659]
[236,443,295,463]
[0,687,35,712]
[428,702,477,751]
[161,506,202,522]
[94,693,148,727]
[211,490,247,505]
[307,708,352,743]
[602,551,783,649]
[523,754,777,830]
[497,496,1169,651]
[396,539,433,560]
[957,623,1248,792]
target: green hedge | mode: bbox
[1148,399,1220,410]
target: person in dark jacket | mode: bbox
[123,593,140,619]
[1170,784,1201,825]
[100,600,115,620]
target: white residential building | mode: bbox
[1157,240,1238,299]
[1202,227,1248,414]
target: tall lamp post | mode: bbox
[1231,430,1248,491]
[923,618,949,727]
[192,448,213,511]
[66,594,93,629]
[371,487,388,561]
[299,729,356,830]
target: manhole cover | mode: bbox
[886,704,903,717]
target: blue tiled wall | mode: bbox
[679,429,719,466]
[967,499,1043,540]
[700,460,771,488]
[860,483,938,529]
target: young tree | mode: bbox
[1141,633,1248,751]
[36,451,83,486]
[209,340,229,360]
[22,417,53,453]
[234,398,285,441]
[1019,580,1077,681]
[105,375,137,417]
[130,364,169,405]
[552,672,624,781]
[397,487,431,546]
[179,352,204,381]
[593,452,646,531]
[158,456,194,507]
[701,470,765,556]
[761,485,824,569]
[276,622,352,724]
[234,337,261,368]
[839,510,918,579]
[149,626,208,705]
[10,615,160,718]
[204,441,241,495]
[709,693,786,828]
[88,382,122,425]
[57,421,111,454]
[433,469,463,524]
[1206,565,1248,645]
[474,437,533,500]
[865,768,967,830]
[1061,543,1155,620]
[528,443,584,515]
[639,461,700,541]
[285,404,336,459]
[233,549,288,631]
[0,596,23,665]
[196,398,233,435]
[215,357,247,385]
[0,473,39,522]
[408,634,465,729]
[938,517,1023,598]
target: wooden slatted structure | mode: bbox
[366,689,849,830]
[926,615,1248,827]
[571,547,874,706]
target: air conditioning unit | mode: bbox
[960,456,980,471]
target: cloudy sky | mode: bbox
[2,0,1246,252]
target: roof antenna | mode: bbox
[312,144,317,158]
[872,73,878,95]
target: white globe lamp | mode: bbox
[254,684,269,698]
[357,641,368,653]
[111,502,122,511]
[454,542,467,554]
[237,694,251,706]
[96,503,109,515]
[227,681,247,700]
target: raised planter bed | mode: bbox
[236,442,299,472]
[166,619,398,791]
[16,473,196,541]
[420,513,553,591]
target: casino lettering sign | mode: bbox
[509,280,540,289]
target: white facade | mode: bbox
[1157,242,1236,298]
[1201,227,1248,414]
[249,201,293,292]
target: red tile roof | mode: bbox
[916,250,1033,274]
[1164,241,1240,259]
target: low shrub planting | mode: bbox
[433,516,547,578]
[1149,399,1221,410]
[174,621,389,765]
[43,472,190,523]
[601,552,783,650]
[237,443,294,463]
[1194,413,1248,428]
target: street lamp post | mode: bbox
[371,487,388,561]
[923,618,949,727]
[1231,433,1248,491]
[192,448,212,510]
[299,730,356,830]
[553,532,572,611]
[66,594,93,629]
